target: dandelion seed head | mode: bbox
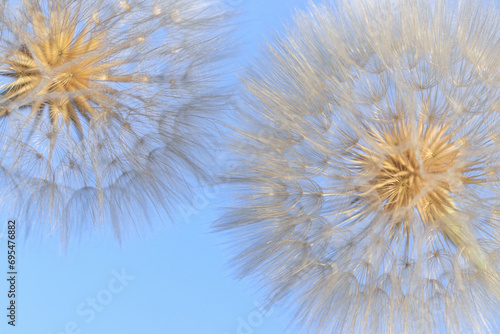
[220,0,500,332]
[352,119,467,229]
[0,0,233,243]
[1,4,143,134]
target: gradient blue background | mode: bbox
[0,1,311,333]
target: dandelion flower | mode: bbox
[219,0,500,332]
[0,0,232,242]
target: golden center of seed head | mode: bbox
[359,120,491,270]
[0,6,142,134]
[374,148,423,212]
[359,120,460,225]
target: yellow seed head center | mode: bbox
[0,5,142,134]
[374,148,423,212]
[356,120,464,225]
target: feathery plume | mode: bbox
[219,0,500,332]
[0,0,232,242]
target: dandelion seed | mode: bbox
[219,0,500,332]
[0,0,232,243]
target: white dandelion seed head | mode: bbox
[220,0,500,332]
[0,0,234,244]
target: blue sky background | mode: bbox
[0,1,312,333]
